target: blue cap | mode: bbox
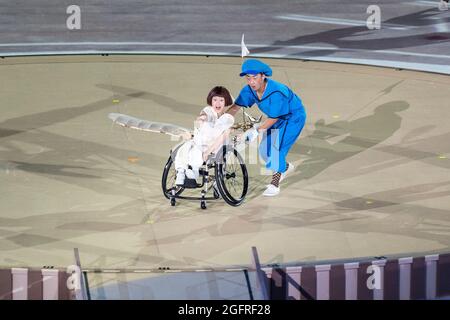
[239,59,273,77]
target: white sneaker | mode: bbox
[279,163,295,183]
[439,0,448,10]
[175,170,185,185]
[263,184,280,196]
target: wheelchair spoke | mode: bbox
[232,179,243,186]
[230,182,238,194]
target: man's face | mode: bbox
[211,96,226,113]
[245,73,266,91]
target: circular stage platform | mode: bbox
[1,55,449,270]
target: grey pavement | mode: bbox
[0,0,449,73]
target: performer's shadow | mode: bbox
[285,100,410,186]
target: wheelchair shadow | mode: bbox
[249,100,410,196]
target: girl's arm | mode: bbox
[226,104,241,116]
[196,112,207,122]
[194,111,208,131]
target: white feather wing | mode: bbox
[108,113,191,138]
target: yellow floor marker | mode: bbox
[127,156,139,163]
[332,115,340,119]
[366,200,373,204]
[112,99,120,103]
[438,155,447,159]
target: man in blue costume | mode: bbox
[227,59,307,196]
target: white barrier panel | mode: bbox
[344,262,359,300]
[12,268,28,300]
[315,264,331,300]
[41,269,59,300]
[425,254,439,299]
[261,267,272,299]
[286,267,302,300]
[399,257,413,300]
[372,260,386,300]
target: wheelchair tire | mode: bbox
[215,145,248,206]
[162,154,185,199]
[213,185,221,199]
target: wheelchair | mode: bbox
[161,141,249,209]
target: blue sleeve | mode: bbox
[234,86,256,108]
[266,92,290,118]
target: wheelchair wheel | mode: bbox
[213,184,221,199]
[161,154,185,199]
[215,145,248,206]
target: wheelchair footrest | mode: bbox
[181,178,200,189]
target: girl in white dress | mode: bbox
[174,86,234,185]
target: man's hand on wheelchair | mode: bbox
[241,125,259,144]
[203,152,214,163]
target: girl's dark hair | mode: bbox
[206,86,233,107]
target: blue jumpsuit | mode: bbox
[235,79,306,173]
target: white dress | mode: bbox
[174,106,234,175]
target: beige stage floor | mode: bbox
[1,55,449,270]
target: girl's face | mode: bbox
[211,96,226,114]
